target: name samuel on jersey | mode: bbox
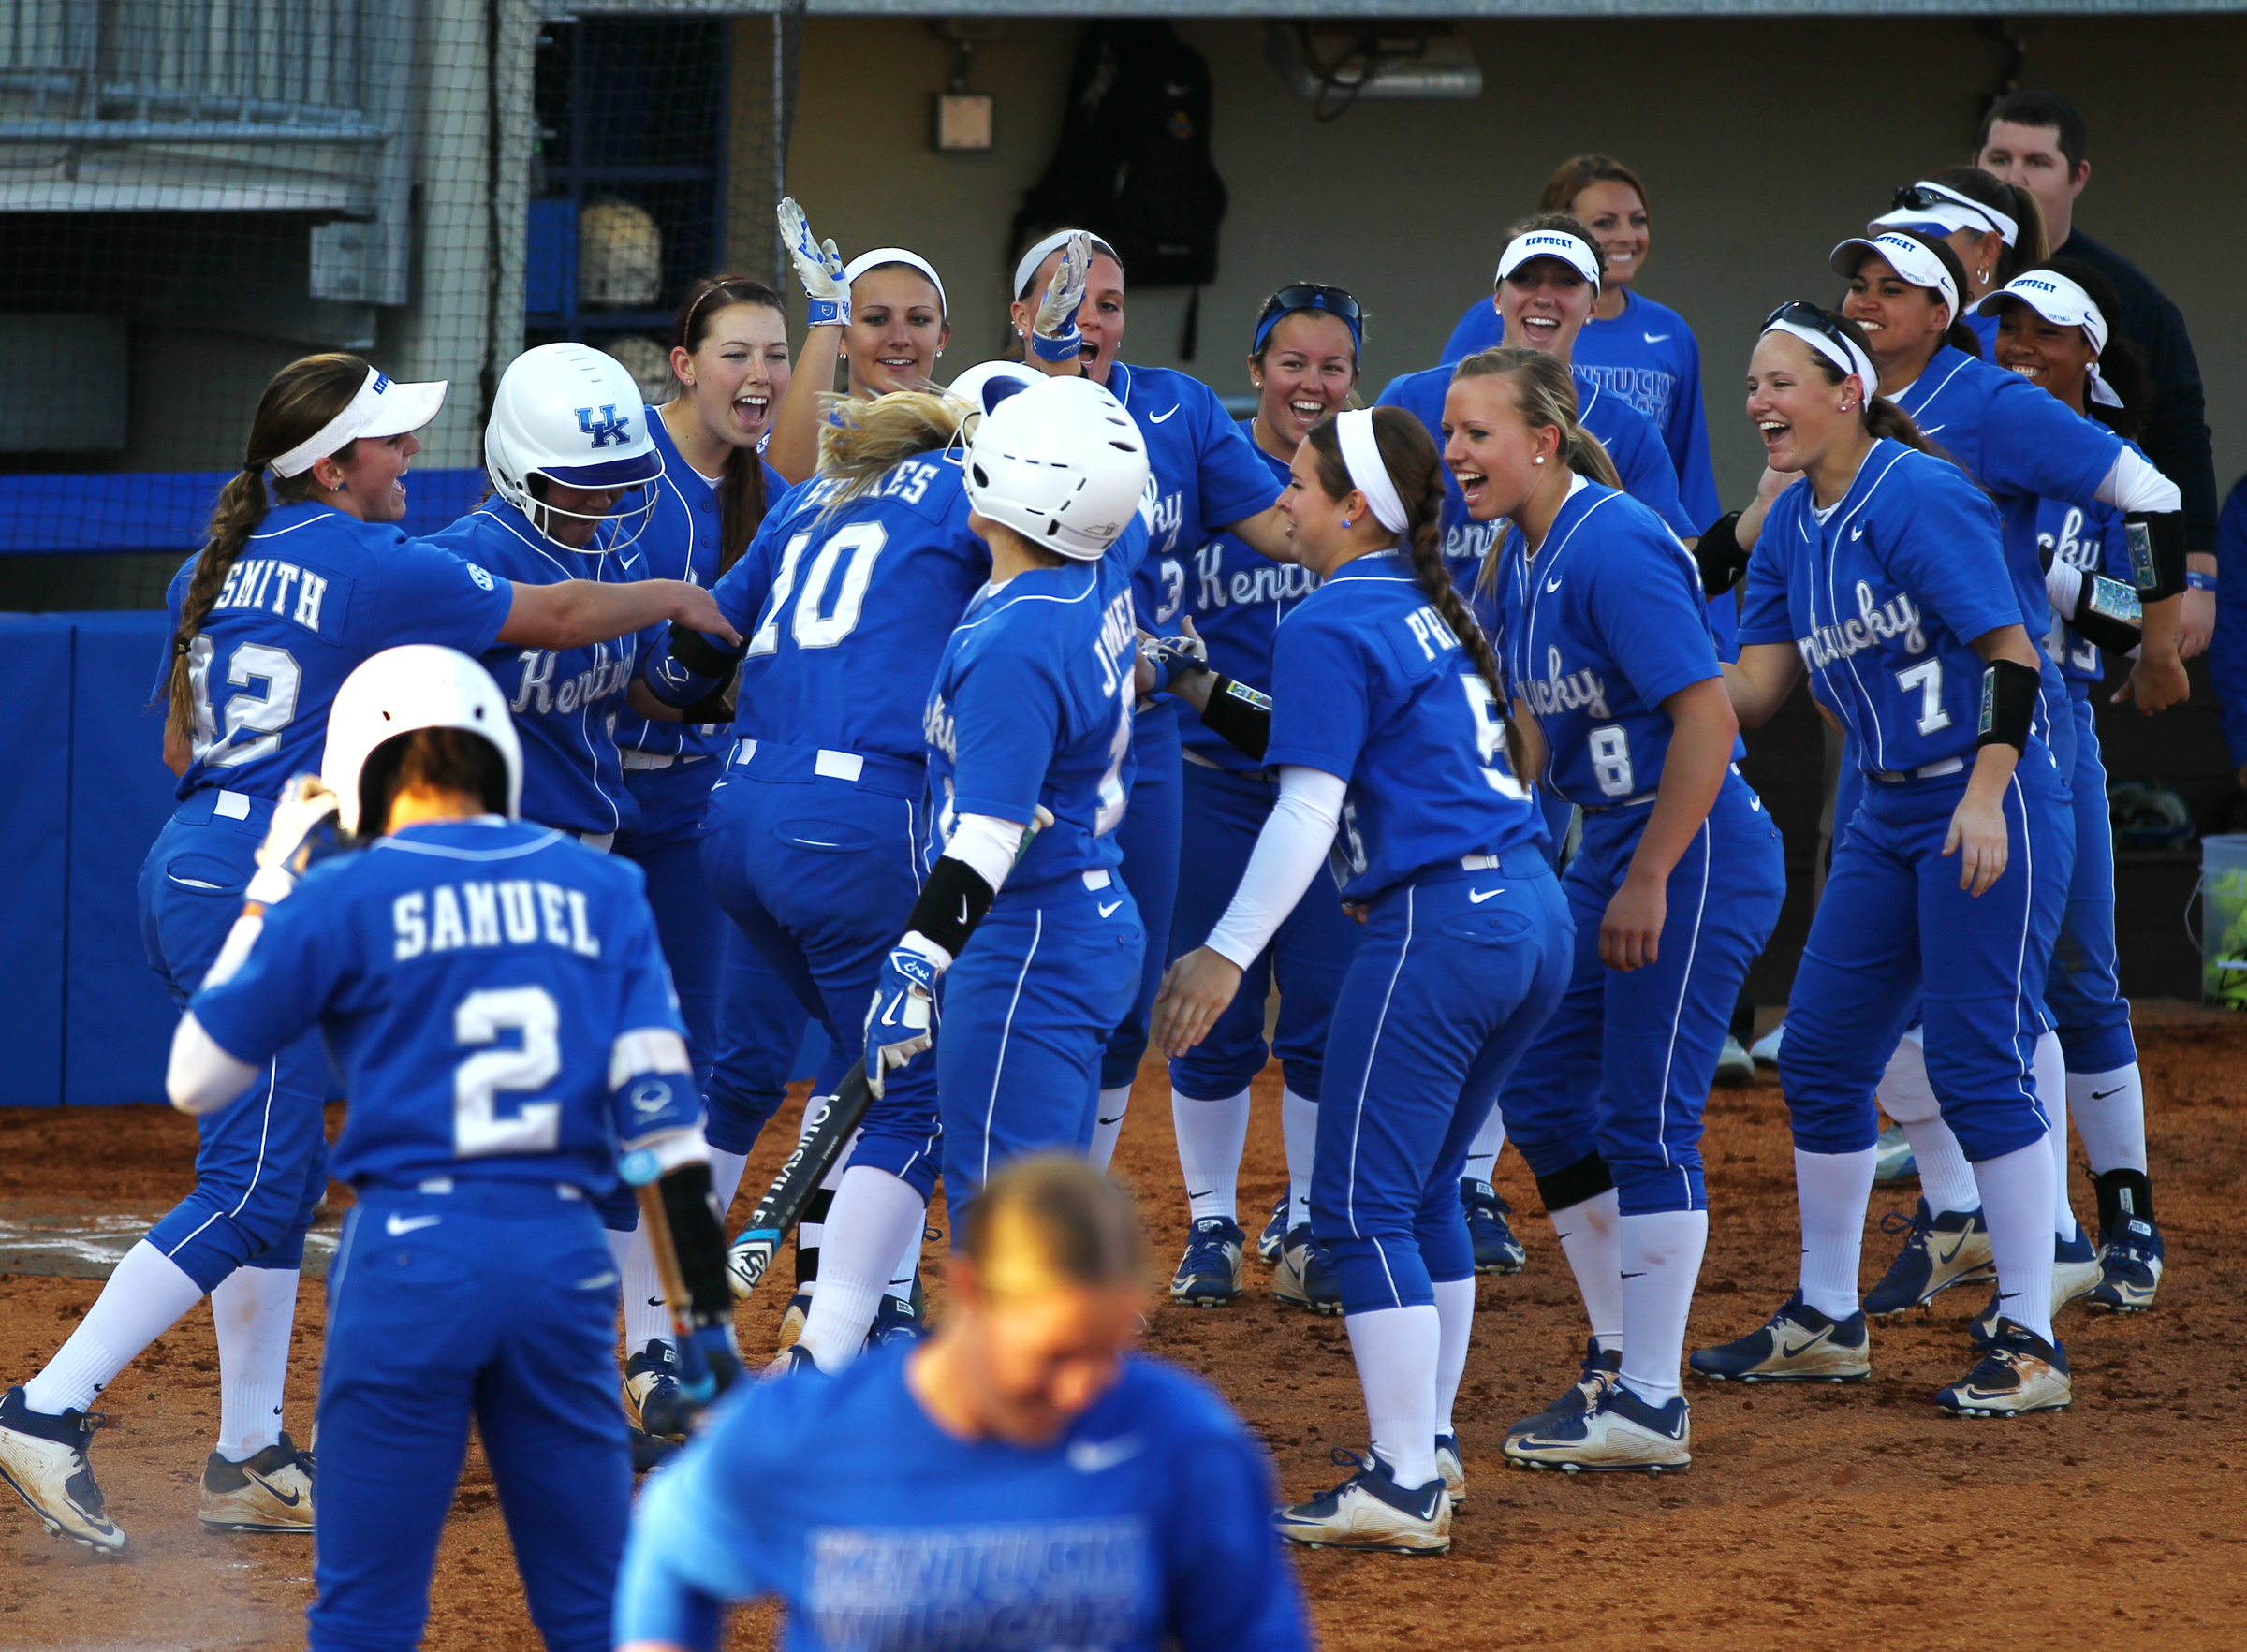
[392,878,604,961]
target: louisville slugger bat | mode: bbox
[725,1058,878,1300]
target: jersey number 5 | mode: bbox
[1461,676,1530,800]
[453,987,562,1157]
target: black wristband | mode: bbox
[2123,511,2186,600]
[680,680,735,724]
[2066,572,2144,654]
[1199,675,1272,762]
[1975,657,2041,753]
[902,851,997,958]
[1693,511,1751,600]
[668,621,746,678]
[657,1162,735,1324]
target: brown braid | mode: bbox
[164,354,370,744]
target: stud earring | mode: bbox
[1534,455,1545,465]
[1341,518,1353,529]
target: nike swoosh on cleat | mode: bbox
[1774,1324,1833,1360]
[242,1470,302,1508]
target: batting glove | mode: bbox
[1029,231,1094,363]
[1138,630,1210,696]
[777,197,849,328]
[246,774,347,907]
[864,942,942,1097]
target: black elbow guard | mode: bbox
[2066,573,2145,655]
[669,621,746,676]
[1694,512,1751,600]
[657,1162,735,1325]
[680,677,737,725]
[1199,675,1273,762]
[1975,658,2042,753]
[2123,511,2186,601]
[902,851,998,958]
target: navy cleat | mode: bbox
[1863,1198,1994,1318]
[865,1292,929,1351]
[1461,1178,1526,1275]
[1505,1338,1622,1441]
[1936,1320,2071,1416]
[774,1291,812,1353]
[1690,1293,1870,1383]
[0,1388,125,1556]
[1968,1224,2103,1352]
[1275,1450,1450,1554]
[627,1428,679,1474]
[1256,1192,1289,1267]
[2089,1169,2164,1313]
[1433,1432,1465,1508]
[199,1433,315,1533]
[1273,1225,1342,1315]
[624,1338,685,1441]
[1169,1217,1245,1308]
[1505,1384,1691,1474]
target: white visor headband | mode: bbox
[1977,271,2122,407]
[1335,409,1408,535]
[268,365,448,479]
[1012,229,1123,300]
[844,247,947,314]
[1831,233,1960,327]
[1873,182,2018,247]
[1765,319,1880,408]
[1496,229,1600,292]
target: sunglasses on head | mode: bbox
[1254,285,1363,349]
[1765,300,1850,343]
[1891,183,2001,232]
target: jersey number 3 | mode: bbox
[453,987,561,1157]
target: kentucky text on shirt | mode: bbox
[1797,581,1929,671]
[392,879,605,960]
[511,637,636,716]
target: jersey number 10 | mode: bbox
[747,523,889,657]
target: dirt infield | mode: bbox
[2,1006,2242,1650]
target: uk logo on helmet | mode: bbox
[576,404,630,447]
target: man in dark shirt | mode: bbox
[1975,89,2220,658]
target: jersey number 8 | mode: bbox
[1588,724,1634,797]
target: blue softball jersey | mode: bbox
[1739,441,2033,775]
[924,549,1140,888]
[1442,288,1719,529]
[1169,420,1321,774]
[422,501,659,837]
[614,1346,1310,1652]
[185,816,695,1194]
[1265,551,1546,900]
[1489,479,1725,805]
[156,502,514,801]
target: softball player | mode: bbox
[165,647,737,1652]
[613,1157,1311,1652]
[1865,169,2048,352]
[1691,305,2073,1416]
[1157,407,1571,1553]
[0,353,727,1557]
[856,373,1153,1243]
[1875,265,2167,1318]
[1006,232,1292,1235]
[1443,350,1785,1472]
[1153,285,1361,1315]
[1442,154,1721,533]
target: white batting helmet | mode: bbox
[323,646,522,836]
[963,375,1148,561]
[485,343,665,551]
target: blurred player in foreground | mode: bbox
[614,1156,1310,1652]
[166,648,738,1652]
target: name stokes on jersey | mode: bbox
[1796,579,1930,671]
[391,876,605,960]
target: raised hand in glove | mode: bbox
[1029,231,1094,365]
[777,197,849,328]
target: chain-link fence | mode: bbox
[0,0,800,609]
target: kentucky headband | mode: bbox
[1335,409,1408,535]
[1977,271,2123,408]
[1012,229,1123,300]
[1496,229,1601,292]
[843,247,947,314]
[267,365,448,479]
[1764,319,1880,407]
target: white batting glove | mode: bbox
[245,774,345,907]
[777,197,849,329]
[1030,231,1094,364]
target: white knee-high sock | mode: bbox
[2066,1063,2146,1175]
[1549,1189,1623,1351]
[1795,1147,1877,1321]
[2034,1030,2077,1238]
[1973,1136,2056,1344]
[1282,1088,1318,1229]
[212,1265,299,1461]
[1172,1087,1251,1225]
[1344,1304,1440,1490]
[23,1241,206,1416]
[1432,1278,1476,1437]
[1878,1031,1981,1216]
[1090,1085,1132,1174]
[792,1104,851,1299]
[798,1167,927,1371]
[1617,1210,1708,1405]
[883,1213,924,1306]
[622,1221,673,1355]
[709,1148,749,1220]
[1461,1103,1506,1185]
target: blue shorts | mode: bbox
[1168,759,1364,1103]
[2044,683,2134,1073]
[1310,855,1572,1315]
[614,757,727,1094]
[312,1180,628,1652]
[1779,753,2071,1162]
[137,790,330,1291]
[702,746,940,1200]
[1500,774,1785,1215]
[940,870,1143,1238]
[1099,706,1182,1089]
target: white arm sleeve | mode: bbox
[942,811,1027,893]
[2046,559,2083,615]
[2097,446,2182,515]
[1203,767,1348,970]
[167,1013,262,1117]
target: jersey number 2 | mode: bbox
[453,987,561,1157]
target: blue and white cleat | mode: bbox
[1937,1321,2071,1416]
[1968,1223,2103,1351]
[1433,1431,1465,1508]
[1273,1225,1342,1315]
[1714,1033,1755,1088]
[1169,1217,1245,1308]
[2089,1214,2164,1314]
[1749,1022,1784,1067]
[1872,1120,1918,1183]
[1505,1338,1622,1442]
[1461,1178,1527,1275]
[866,1292,929,1351]
[1864,1198,1994,1318]
[1275,1451,1450,1554]
[1256,1193,1289,1267]
[1505,1385,1691,1474]
[0,1387,125,1556]
[1690,1293,1871,1383]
